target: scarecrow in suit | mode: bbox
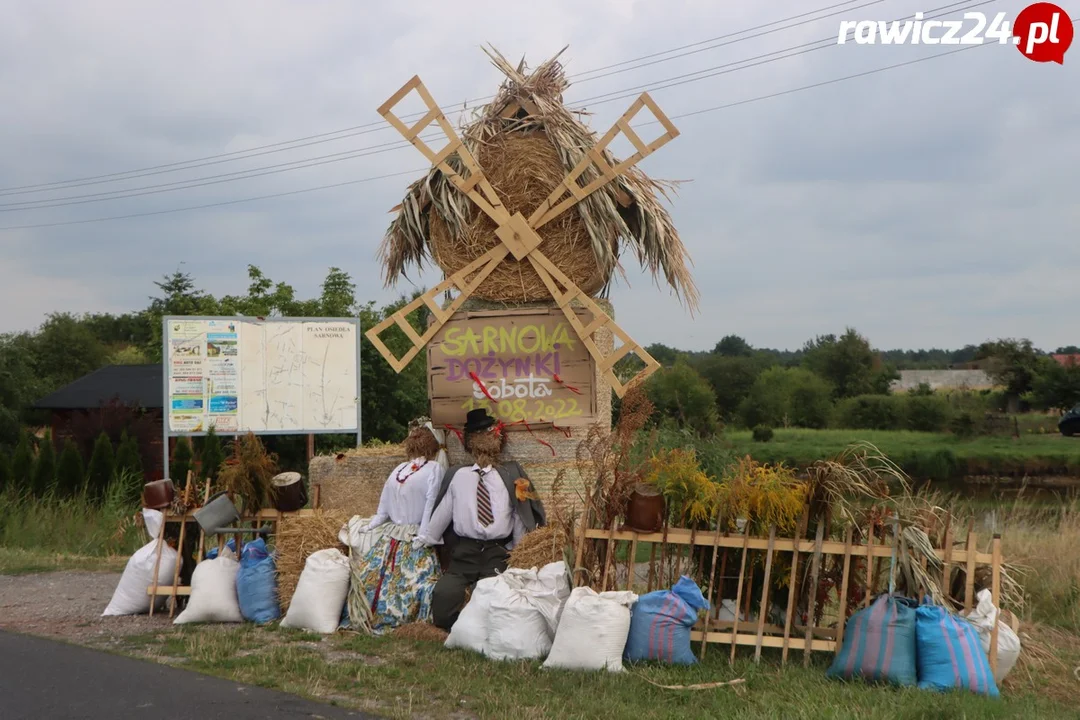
[415,407,546,630]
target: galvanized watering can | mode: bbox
[193,491,240,535]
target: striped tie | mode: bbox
[475,469,494,527]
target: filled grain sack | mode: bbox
[486,562,571,661]
[102,509,179,616]
[624,575,709,665]
[236,538,280,624]
[960,589,1021,684]
[444,575,501,654]
[174,547,243,625]
[543,588,638,672]
[915,601,999,697]
[826,593,918,687]
[280,548,350,634]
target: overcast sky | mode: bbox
[0,0,1076,352]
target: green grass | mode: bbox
[108,624,1080,720]
[0,547,127,575]
[724,429,1080,480]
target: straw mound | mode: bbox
[380,46,698,312]
[391,622,450,643]
[275,510,349,612]
[429,133,606,303]
[508,523,570,569]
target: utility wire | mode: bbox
[0,0,883,196]
[0,33,1021,233]
[0,0,989,212]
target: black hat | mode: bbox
[463,408,495,433]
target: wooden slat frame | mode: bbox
[580,520,1007,662]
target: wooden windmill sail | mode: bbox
[365,48,695,398]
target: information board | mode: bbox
[163,316,360,436]
[426,307,597,428]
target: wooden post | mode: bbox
[754,526,776,663]
[863,522,875,608]
[835,526,854,654]
[729,523,751,664]
[989,534,1002,679]
[803,520,825,667]
[147,506,168,618]
[700,509,724,661]
[599,518,618,592]
[168,470,194,618]
[306,433,315,463]
[573,494,593,588]
[942,519,954,605]
[964,531,977,611]
[782,508,810,665]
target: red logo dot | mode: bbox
[1014,3,1074,63]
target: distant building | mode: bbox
[1051,354,1080,368]
[890,369,997,393]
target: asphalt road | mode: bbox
[0,630,375,720]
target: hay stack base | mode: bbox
[308,445,402,516]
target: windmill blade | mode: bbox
[524,251,661,397]
[378,75,510,225]
[527,92,679,231]
[364,246,508,372]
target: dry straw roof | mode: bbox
[379,46,698,312]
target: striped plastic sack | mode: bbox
[623,576,709,665]
[826,593,918,687]
[915,601,999,697]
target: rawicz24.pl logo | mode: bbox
[836,2,1074,63]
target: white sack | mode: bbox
[102,509,179,616]
[487,583,553,661]
[444,575,501,654]
[339,516,384,557]
[280,548,351,634]
[174,547,242,624]
[961,588,1021,683]
[543,587,638,672]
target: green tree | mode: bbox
[0,334,49,447]
[31,431,57,495]
[10,429,34,489]
[144,270,222,361]
[114,430,144,480]
[199,426,225,480]
[56,438,85,496]
[644,343,680,368]
[977,338,1044,412]
[646,360,720,436]
[87,431,115,498]
[30,313,109,388]
[1031,360,1080,411]
[358,295,429,442]
[739,367,833,429]
[171,436,194,484]
[801,328,897,399]
[713,334,753,357]
[695,354,768,422]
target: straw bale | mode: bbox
[507,523,569,570]
[429,133,605,303]
[308,445,402,516]
[275,510,349,613]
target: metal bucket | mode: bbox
[193,491,240,534]
[271,471,307,512]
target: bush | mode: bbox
[32,431,57,495]
[950,411,978,438]
[10,430,33,490]
[55,439,85,496]
[114,430,143,481]
[87,432,115,499]
[200,426,225,480]
[903,395,951,432]
[0,450,11,493]
[833,395,905,430]
[646,360,721,437]
[739,367,832,429]
[752,425,774,442]
[171,436,194,484]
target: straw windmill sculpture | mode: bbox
[365,47,698,397]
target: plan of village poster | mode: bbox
[165,318,359,435]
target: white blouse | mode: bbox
[366,458,444,538]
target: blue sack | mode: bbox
[236,538,280,624]
[205,538,237,560]
[915,600,999,697]
[827,593,918,687]
[624,575,709,665]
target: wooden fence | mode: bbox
[576,514,1006,676]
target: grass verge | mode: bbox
[0,547,127,575]
[108,622,1080,720]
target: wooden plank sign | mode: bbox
[427,307,597,428]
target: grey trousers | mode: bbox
[431,537,509,630]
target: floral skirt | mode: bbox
[348,532,439,635]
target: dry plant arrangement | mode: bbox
[508,469,574,570]
[217,432,279,513]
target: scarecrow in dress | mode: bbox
[347,418,448,634]
[416,408,546,630]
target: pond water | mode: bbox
[912,475,1079,508]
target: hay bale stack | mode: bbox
[275,510,349,612]
[308,445,402,516]
[378,46,698,311]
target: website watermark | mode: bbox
[836,2,1074,63]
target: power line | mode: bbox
[1,0,991,211]
[0,35,1011,233]
[0,0,881,196]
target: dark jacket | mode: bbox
[432,461,546,550]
